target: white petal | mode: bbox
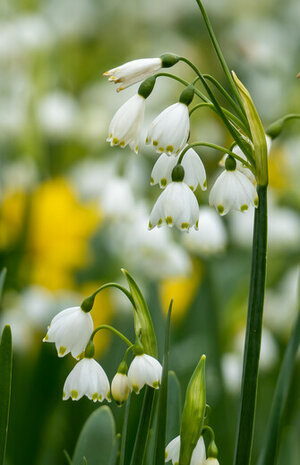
[165,435,180,463]
[104,58,162,91]
[181,148,207,191]
[151,153,177,188]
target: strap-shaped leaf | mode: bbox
[0,325,13,465]
[166,371,181,443]
[257,308,300,465]
[122,269,157,357]
[232,72,268,186]
[0,269,7,305]
[72,406,116,465]
[153,301,172,465]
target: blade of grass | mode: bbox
[153,301,173,465]
[257,307,300,465]
[0,325,13,465]
[119,394,131,465]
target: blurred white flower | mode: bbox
[181,147,207,191]
[165,435,206,465]
[104,58,162,92]
[128,354,162,393]
[204,459,220,465]
[100,176,135,219]
[183,207,227,255]
[111,372,131,405]
[43,306,93,359]
[37,91,80,138]
[63,358,110,402]
[209,168,258,216]
[146,102,189,155]
[221,353,243,394]
[107,94,145,153]
[149,181,199,231]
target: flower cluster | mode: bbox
[43,299,162,404]
[104,57,269,233]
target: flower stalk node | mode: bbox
[160,53,179,68]
[138,76,156,99]
[179,85,195,106]
[225,155,236,171]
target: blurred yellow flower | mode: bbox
[159,261,203,323]
[25,178,100,289]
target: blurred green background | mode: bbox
[0,0,299,464]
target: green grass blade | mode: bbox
[119,395,131,465]
[257,309,300,465]
[72,406,116,465]
[0,269,7,304]
[152,301,172,465]
[166,371,181,443]
[129,387,155,465]
[0,325,13,465]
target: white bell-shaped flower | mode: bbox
[43,306,93,359]
[149,181,199,231]
[165,435,206,465]
[209,157,258,216]
[183,207,227,255]
[127,354,162,394]
[63,358,111,402]
[104,58,162,92]
[107,94,145,153]
[181,147,207,191]
[204,459,220,465]
[150,153,178,188]
[146,102,190,155]
[111,372,131,405]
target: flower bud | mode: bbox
[111,372,130,406]
[179,355,206,465]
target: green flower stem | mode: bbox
[81,282,136,312]
[154,73,209,102]
[177,141,254,172]
[90,325,133,348]
[202,74,249,128]
[189,102,249,135]
[233,184,268,465]
[194,0,245,114]
[178,56,253,162]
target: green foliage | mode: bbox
[0,325,13,465]
[72,406,116,465]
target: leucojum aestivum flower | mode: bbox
[40,1,300,465]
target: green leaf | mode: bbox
[153,301,172,465]
[0,268,7,304]
[232,72,268,186]
[257,308,300,465]
[72,406,116,465]
[119,394,131,465]
[0,325,13,465]
[129,387,156,465]
[166,371,181,443]
[121,269,157,357]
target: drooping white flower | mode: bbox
[146,103,190,155]
[127,354,162,394]
[111,372,131,405]
[222,135,272,183]
[209,167,258,216]
[107,94,145,153]
[63,358,111,402]
[43,306,93,359]
[104,58,162,92]
[150,153,178,188]
[165,435,206,465]
[181,148,207,191]
[204,459,220,465]
[149,181,199,231]
[183,207,227,255]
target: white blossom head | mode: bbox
[111,372,131,406]
[107,94,145,153]
[165,435,206,465]
[150,153,178,188]
[209,156,258,216]
[104,57,162,92]
[181,147,207,191]
[149,165,199,231]
[43,306,93,359]
[204,459,220,465]
[63,358,111,402]
[127,353,162,394]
